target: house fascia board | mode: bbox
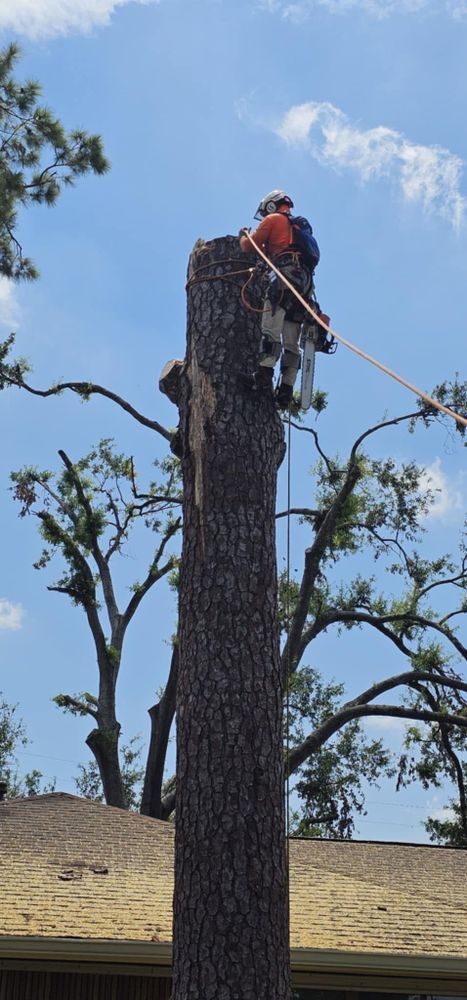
[0,937,171,967]
[291,946,467,982]
[0,936,466,983]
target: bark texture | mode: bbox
[172,237,290,1000]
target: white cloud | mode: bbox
[419,458,464,518]
[0,0,159,40]
[427,804,456,821]
[273,102,466,228]
[0,277,20,330]
[0,599,24,631]
[258,0,466,18]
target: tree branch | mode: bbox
[37,510,108,665]
[141,644,178,819]
[276,507,320,521]
[54,694,98,721]
[297,609,414,665]
[281,458,362,678]
[349,409,430,461]
[344,670,467,709]
[2,370,172,442]
[287,703,467,776]
[120,518,181,635]
[58,450,120,633]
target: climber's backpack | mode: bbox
[289,215,320,272]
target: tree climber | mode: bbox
[239,189,319,408]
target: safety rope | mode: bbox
[186,257,254,288]
[240,269,272,314]
[187,255,272,314]
[242,230,467,430]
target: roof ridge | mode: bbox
[289,835,467,852]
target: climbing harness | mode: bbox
[241,229,467,430]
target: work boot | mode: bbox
[239,367,273,394]
[275,382,294,408]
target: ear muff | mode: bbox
[265,200,278,214]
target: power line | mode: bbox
[16,749,82,765]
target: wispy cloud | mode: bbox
[258,0,467,20]
[272,102,466,228]
[419,458,464,518]
[0,599,24,631]
[0,277,20,330]
[427,804,456,821]
[0,0,159,40]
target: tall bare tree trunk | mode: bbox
[172,237,290,1000]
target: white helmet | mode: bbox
[254,189,294,220]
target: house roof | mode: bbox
[1,792,466,963]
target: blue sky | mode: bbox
[0,0,466,841]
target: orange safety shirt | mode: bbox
[240,212,292,261]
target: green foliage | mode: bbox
[10,439,182,610]
[280,401,467,840]
[20,768,56,797]
[0,694,27,773]
[53,692,98,718]
[287,668,394,838]
[0,693,55,796]
[75,736,145,810]
[11,440,181,813]
[425,801,467,847]
[0,334,31,390]
[0,43,109,281]
[416,376,467,440]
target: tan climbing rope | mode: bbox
[241,230,467,430]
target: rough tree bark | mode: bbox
[171,237,290,1000]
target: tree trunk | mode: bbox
[172,237,290,1000]
[86,723,125,808]
[140,646,178,819]
[87,654,126,809]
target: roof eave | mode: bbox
[0,936,171,967]
[0,936,466,982]
[291,946,467,982]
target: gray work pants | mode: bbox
[259,261,312,387]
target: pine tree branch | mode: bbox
[439,608,467,627]
[2,370,172,442]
